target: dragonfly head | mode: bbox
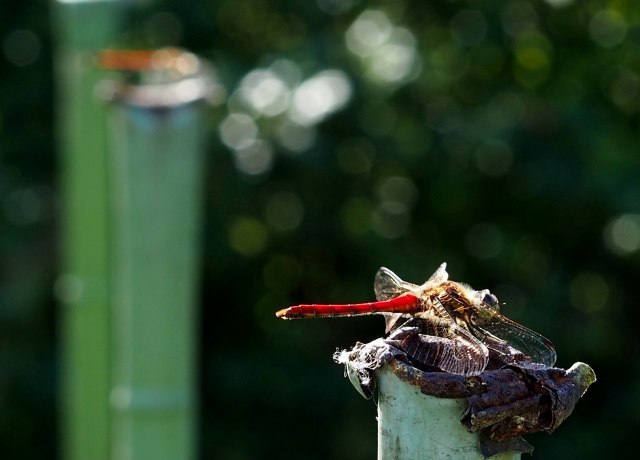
[479,289,500,309]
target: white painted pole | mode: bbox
[376,365,519,460]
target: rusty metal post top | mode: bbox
[96,48,223,109]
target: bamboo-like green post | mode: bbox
[376,365,519,460]
[53,1,123,459]
[104,70,210,459]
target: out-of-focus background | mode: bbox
[1,0,638,458]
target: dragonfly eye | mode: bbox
[482,292,499,308]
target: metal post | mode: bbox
[53,1,123,459]
[102,57,211,460]
[376,365,519,460]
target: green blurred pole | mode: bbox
[53,1,122,459]
[103,65,211,459]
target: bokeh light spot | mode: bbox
[516,46,549,71]
[431,42,468,80]
[346,10,420,85]
[513,33,553,87]
[372,205,410,239]
[542,0,573,7]
[371,176,417,239]
[341,196,373,235]
[275,121,316,153]
[219,113,258,150]
[501,2,537,38]
[228,217,269,256]
[3,29,40,67]
[589,10,626,48]
[369,28,420,83]
[604,213,640,255]
[345,10,393,56]
[450,9,488,47]
[232,139,273,176]
[289,70,351,126]
[376,176,418,213]
[265,192,304,231]
[485,92,524,130]
[3,186,50,225]
[609,69,640,114]
[570,273,609,314]
[240,69,290,117]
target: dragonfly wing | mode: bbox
[375,263,448,301]
[374,267,420,301]
[374,267,421,333]
[426,262,449,284]
[384,313,409,333]
[471,308,557,367]
[392,315,489,376]
[413,334,487,376]
[479,333,533,368]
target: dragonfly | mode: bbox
[276,263,556,376]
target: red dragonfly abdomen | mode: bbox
[276,293,421,319]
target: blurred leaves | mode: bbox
[2,0,640,458]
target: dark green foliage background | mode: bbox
[1,0,638,458]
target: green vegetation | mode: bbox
[1,0,638,458]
